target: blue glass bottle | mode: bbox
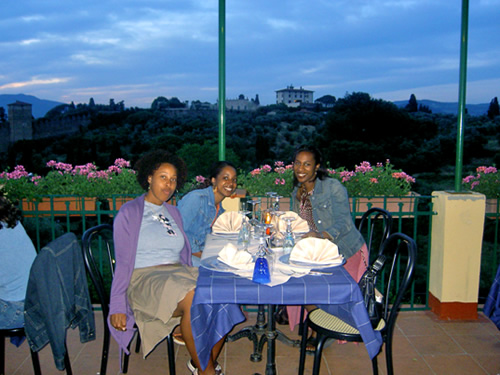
[252,227,271,284]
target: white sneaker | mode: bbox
[187,360,223,374]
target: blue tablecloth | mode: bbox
[191,265,383,370]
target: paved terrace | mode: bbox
[5,310,500,375]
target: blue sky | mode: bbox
[0,0,499,108]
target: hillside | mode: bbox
[393,99,489,116]
[0,94,65,119]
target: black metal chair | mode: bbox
[358,207,393,257]
[298,232,417,375]
[298,207,393,336]
[82,224,176,375]
[0,327,41,375]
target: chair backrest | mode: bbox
[81,224,114,318]
[378,232,416,338]
[358,207,393,257]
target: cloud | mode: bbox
[0,78,69,90]
[266,18,298,31]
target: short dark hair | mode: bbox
[134,150,187,191]
[0,191,23,230]
[292,144,328,186]
[209,161,237,181]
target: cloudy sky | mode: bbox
[1,0,499,108]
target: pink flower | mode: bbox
[370,178,379,183]
[196,175,206,183]
[274,161,285,167]
[355,161,373,174]
[274,167,286,174]
[274,178,280,185]
[262,164,272,172]
[250,168,261,176]
[114,158,131,168]
[107,165,121,174]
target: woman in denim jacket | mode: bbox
[287,145,368,348]
[178,161,238,266]
[291,146,367,279]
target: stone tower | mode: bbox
[8,101,33,143]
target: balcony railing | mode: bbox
[18,194,498,310]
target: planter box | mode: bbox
[107,196,136,212]
[349,192,420,218]
[485,198,499,219]
[22,197,96,217]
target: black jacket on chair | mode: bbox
[24,232,96,370]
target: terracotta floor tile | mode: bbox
[423,354,490,375]
[409,334,465,356]
[6,310,500,374]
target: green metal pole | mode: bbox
[218,0,226,161]
[455,0,469,191]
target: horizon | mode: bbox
[0,92,495,110]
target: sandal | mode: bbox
[187,360,223,375]
[173,332,185,345]
[305,336,317,355]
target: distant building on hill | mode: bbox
[0,101,90,153]
[275,85,314,107]
[226,94,260,111]
[8,101,33,143]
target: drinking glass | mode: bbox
[270,210,285,248]
[282,216,296,255]
[237,210,251,250]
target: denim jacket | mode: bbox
[178,186,225,257]
[24,232,96,371]
[292,177,365,259]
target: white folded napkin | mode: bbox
[289,237,343,265]
[212,211,246,234]
[272,211,309,233]
[217,243,254,270]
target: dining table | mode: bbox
[190,232,383,375]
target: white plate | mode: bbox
[200,256,238,272]
[212,231,240,236]
[279,254,345,269]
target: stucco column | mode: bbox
[429,191,485,320]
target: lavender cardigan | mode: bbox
[107,194,192,353]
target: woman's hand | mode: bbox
[110,313,127,331]
[192,251,202,259]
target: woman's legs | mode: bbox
[173,289,225,375]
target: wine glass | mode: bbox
[264,191,277,210]
[271,195,283,212]
[247,199,261,226]
[252,223,274,284]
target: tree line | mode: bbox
[2,92,499,195]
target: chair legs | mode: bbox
[29,347,42,375]
[166,335,176,375]
[1,331,41,375]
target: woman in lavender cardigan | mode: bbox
[108,150,224,375]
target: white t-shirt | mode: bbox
[135,201,185,269]
[0,222,37,301]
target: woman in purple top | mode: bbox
[108,150,224,375]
